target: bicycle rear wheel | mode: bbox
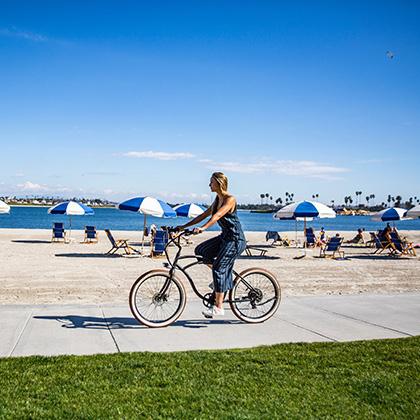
[129,269,186,328]
[229,268,280,323]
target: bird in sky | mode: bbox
[386,50,395,59]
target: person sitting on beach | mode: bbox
[345,228,365,244]
[378,225,397,251]
[316,227,327,246]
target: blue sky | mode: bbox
[0,1,419,205]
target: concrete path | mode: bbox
[1,293,419,357]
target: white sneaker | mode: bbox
[202,306,225,319]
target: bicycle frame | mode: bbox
[159,229,257,304]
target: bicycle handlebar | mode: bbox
[161,226,198,236]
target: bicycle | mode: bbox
[129,228,281,327]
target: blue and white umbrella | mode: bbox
[48,201,94,216]
[118,196,176,217]
[371,207,409,222]
[48,201,94,236]
[173,203,205,218]
[274,201,336,250]
[118,196,176,251]
[405,205,420,219]
[0,200,10,214]
[274,200,336,220]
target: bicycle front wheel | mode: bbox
[229,268,280,323]
[129,269,186,328]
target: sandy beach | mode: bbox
[1,228,419,305]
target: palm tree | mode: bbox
[260,193,265,205]
[365,196,370,206]
[395,195,402,207]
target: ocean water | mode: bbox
[1,206,420,232]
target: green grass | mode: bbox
[1,337,419,419]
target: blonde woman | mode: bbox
[178,172,246,318]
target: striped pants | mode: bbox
[195,235,246,293]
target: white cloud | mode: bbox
[202,159,349,180]
[122,151,195,160]
[0,27,48,42]
[15,181,74,194]
[17,181,49,192]
[157,191,211,203]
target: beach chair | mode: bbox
[390,231,416,257]
[82,225,98,244]
[371,232,395,255]
[365,232,376,248]
[265,231,290,246]
[52,222,67,243]
[319,237,345,259]
[266,231,280,245]
[245,245,267,257]
[304,227,316,248]
[104,229,138,255]
[151,229,169,258]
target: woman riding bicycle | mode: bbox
[178,172,246,318]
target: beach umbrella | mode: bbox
[0,200,10,214]
[371,207,409,222]
[275,201,336,220]
[48,201,94,237]
[405,205,420,219]
[173,203,205,218]
[117,196,176,251]
[274,201,336,248]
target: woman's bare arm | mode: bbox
[179,205,213,229]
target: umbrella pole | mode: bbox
[302,217,307,256]
[141,214,146,254]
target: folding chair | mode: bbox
[390,232,416,257]
[104,229,138,255]
[82,225,98,244]
[371,232,395,255]
[265,231,290,246]
[319,237,345,259]
[304,227,316,248]
[151,230,169,258]
[52,222,67,243]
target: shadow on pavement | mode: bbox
[349,255,411,260]
[12,240,51,244]
[55,253,122,258]
[33,315,240,329]
[238,255,280,260]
